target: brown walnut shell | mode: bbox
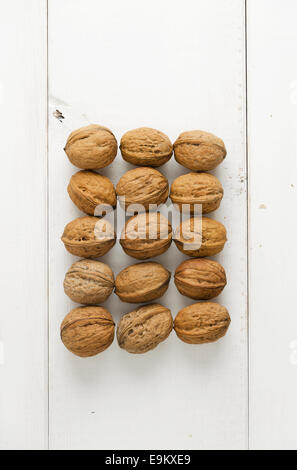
[67,170,116,216]
[174,302,230,344]
[170,172,223,214]
[174,130,226,171]
[61,216,116,258]
[116,167,169,212]
[117,303,173,354]
[115,262,170,303]
[120,127,173,167]
[120,212,172,260]
[174,216,227,257]
[64,259,114,304]
[64,124,117,170]
[60,306,115,357]
[174,259,226,300]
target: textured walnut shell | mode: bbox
[67,170,116,216]
[170,172,223,214]
[64,259,114,304]
[174,302,230,344]
[120,212,172,260]
[115,262,170,303]
[117,303,173,354]
[61,216,116,258]
[120,127,173,167]
[174,259,226,300]
[64,124,117,170]
[174,216,227,257]
[116,167,169,212]
[174,130,226,171]
[61,306,115,357]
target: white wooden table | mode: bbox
[1,0,296,450]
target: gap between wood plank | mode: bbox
[244,0,250,451]
[46,0,50,451]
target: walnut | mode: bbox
[117,303,173,353]
[60,306,115,357]
[61,216,116,258]
[64,259,114,304]
[170,172,223,214]
[120,127,173,167]
[120,212,172,259]
[174,216,227,257]
[116,167,169,212]
[67,170,116,216]
[64,124,117,169]
[174,302,230,344]
[174,259,226,300]
[173,130,226,171]
[115,262,170,303]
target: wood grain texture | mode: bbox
[0,1,48,449]
[48,0,247,449]
[248,0,297,450]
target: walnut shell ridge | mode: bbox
[120,212,172,260]
[170,172,223,214]
[117,303,173,354]
[64,124,117,170]
[60,306,115,357]
[174,216,227,257]
[174,302,230,344]
[64,259,115,304]
[61,216,116,258]
[120,127,173,167]
[116,167,169,212]
[174,259,226,300]
[115,262,170,303]
[174,130,226,171]
[68,170,116,216]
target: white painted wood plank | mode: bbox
[0,1,48,449]
[248,0,297,450]
[48,0,247,449]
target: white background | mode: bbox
[0,0,296,450]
